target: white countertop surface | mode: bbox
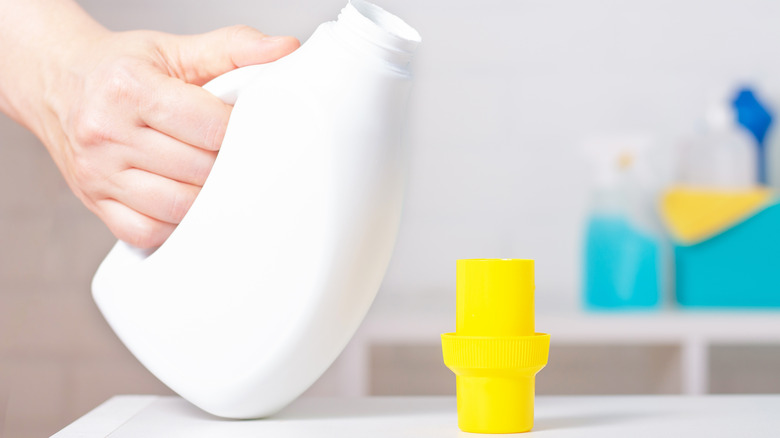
[53,395,780,437]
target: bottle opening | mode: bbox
[334,0,421,68]
[350,0,421,43]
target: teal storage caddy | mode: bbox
[675,202,780,307]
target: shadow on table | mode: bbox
[273,397,456,421]
[174,396,456,422]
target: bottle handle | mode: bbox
[202,63,271,104]
[95,63,273,276]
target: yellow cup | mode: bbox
[442,259,550,433]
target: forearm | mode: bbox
[0,0,108,134]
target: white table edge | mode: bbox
[52,395,160,438]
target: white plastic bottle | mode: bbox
[680,103,757,188]
[91,0,420,419]
[764,94,780,189]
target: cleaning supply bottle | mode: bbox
[582,136,666,309]
[91,0,420,419]
[679,102,757,188]
[759,90,780,189]
[731,87,773,185]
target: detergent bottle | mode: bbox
[582,136,667,309]
[679,102,757,188]
[91,0,420,419]
[759,90,780,189]
[731,87,772,185]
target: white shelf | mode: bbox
[359,308,780,344]
[334,307,780,397]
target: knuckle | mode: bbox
[167,189,195,224]
[127,220,166,249]
[71,110,112,147]
[98,58,144,104]
[203,118,226,151]
[193,154,216,185]
[225,24,259,42]
[70,153,102,189]
[72,58,144,147]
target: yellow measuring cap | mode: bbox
[441,259,550,434]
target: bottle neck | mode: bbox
[330,0,421,71]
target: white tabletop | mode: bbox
[53,395,780,437]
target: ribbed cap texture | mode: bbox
[442,333,550,370]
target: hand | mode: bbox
[39,27,299,248]
[0,0,299,248]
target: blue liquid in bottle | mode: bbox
[584,215,660,309]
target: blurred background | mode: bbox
[4,0,780,436]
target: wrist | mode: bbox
[0,0,109,139]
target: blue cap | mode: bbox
[732,87,774,184]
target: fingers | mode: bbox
[138,75,232,151]
[108,168,201,226]
[58,27,297,249]
[134,25,301,152]
[96,199,176,249]
[169,25,300,85]
[128,127,217,186]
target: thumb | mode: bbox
[167,25,300,85]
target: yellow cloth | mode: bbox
[661,186,773,245]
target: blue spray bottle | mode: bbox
[582,136,666,310]
[732,87,773,185]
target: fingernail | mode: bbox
[262,35,287,43]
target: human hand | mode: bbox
[0,0,299,248]
[40,27,299,248]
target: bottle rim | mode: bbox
[348,0,421,45]
[334,0,421,68]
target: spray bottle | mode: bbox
[582,136,667,309]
